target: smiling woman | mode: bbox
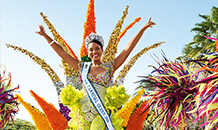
[2,0,217,129]
[35,13,155,129]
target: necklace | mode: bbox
[89,63,106,77]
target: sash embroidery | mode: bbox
[81,62,115,130]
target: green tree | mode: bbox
[182,6,218,59]
[4,118,37,130]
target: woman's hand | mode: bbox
[143,17,156,29]
[35,25,46,36]
[35,24,80,71]
[113,17,156,72]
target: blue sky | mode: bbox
[1,0,218,122]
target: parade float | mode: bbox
[5,0,164,129]
[0,67,20,129]
[4,0,218,130]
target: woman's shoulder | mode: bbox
[102,60,114,73]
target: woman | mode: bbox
[36,17,155,130]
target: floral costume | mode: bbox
[63,60,124,130]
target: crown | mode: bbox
[85,32,104,49]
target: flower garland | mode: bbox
[40,12,80,77]
[117,88,145,127]
[80,0,96,58]
[30,90,68,130]
[117,17,141,42]
[6,44,64,95]
[0,69,19,129]
[114,41,165,85]
[16,94,52,130]
[102,5,129,63]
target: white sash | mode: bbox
[81,62,115,130]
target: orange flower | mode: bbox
[80,0,96,57]
[30,90,68,130]
[117,88,145,127]
[118,17,141,42]
[60,36,78,60]
[126,99,150,130]
[16,94,52,130]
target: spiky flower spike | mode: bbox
[117,88,145,127]
[117,17,141,42]
[80,0,96,59]
[102,5,129,63]
[16,94,52,130]
[30,90,68,130]
[114,41,165,85]
[0,68,19,129]
[137,57,202,129]
[40,12,79,77]
[6,44,64,95]
[126,99,150,130]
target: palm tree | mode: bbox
[182,6,218,59]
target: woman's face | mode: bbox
[87,42,103,61]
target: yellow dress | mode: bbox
[61,60,124,130]
[76,60,114,130]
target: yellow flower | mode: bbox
[117,88,145,127]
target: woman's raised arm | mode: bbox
[36,25,80,71]
[113,17,156,71]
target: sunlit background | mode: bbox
[1,0,217,122]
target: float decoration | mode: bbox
[80,0,96,58]
[117,88,145,127]
[5,44,64,95]
[137,51,218,129]
[30,90,68,130]
[117,17,141,42]
[114,41,165,85]
[6,0,164,129]
[189,50,218,130]
[40,12,80,78]
[16,94,52,130]
[59,103,72,122]
[59,84,83,109]
[102,5,129,63]
[137,57,200,129]
[105,84,130,110]
[0,67,20,129]
[204,35,218,52]
[192,80,218,130]
[126,99,150,130]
